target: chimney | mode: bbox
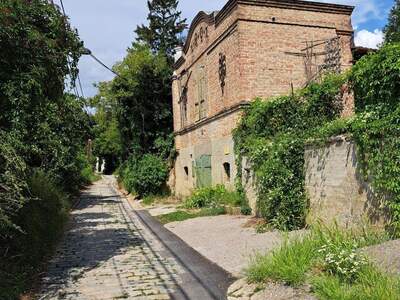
[174,46,183,62]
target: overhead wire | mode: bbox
[56,0,121,103]
[58,0,84,99]
[88,53,120,77]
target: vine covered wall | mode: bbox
[233,43,400,232]
[233,74,348,230]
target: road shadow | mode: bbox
[40,195,146,297]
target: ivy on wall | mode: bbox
[349,43,400,233]
[233,74,347,230]
[233,43,400,232]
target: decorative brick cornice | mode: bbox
[182,11,216,55]
[174,101,250,136]
[336,29,354,36]
[216,0,354,26]
[174,0,354,70]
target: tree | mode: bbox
[111,44,173,158]
[135,0,186,59]
[384,0,400,43]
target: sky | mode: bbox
[60,0,395,97]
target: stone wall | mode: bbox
[305,136,386,226]
[243,136,387,225]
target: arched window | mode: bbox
[223,162,231,182]
[184,166,189,180]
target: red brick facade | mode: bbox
[171,0,354,197]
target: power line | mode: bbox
[57,0,85,99]
[57,0,120,96]
[77,72,85,98]
[88,52,120,78]
[59,0,67,18]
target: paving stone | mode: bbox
[38,176,183,299]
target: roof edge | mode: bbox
[182,11,216,55]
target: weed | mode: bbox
[184,185,242,209]
[311,267,400,300]
[156,207,226,224]
[247,234,318,285]
[246,223,388,286]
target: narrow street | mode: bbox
[39,176,233,300]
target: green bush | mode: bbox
[351,44,400,111]
[184,185,243,209]
[121,154,169,197]
[15,170,70,260]
[1,170,70,299]
[0,132,29,236]
[318,239,367,282]
[78,153,100,184]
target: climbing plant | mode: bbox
[349,44,400,233]
[233,74,347,230]
[234,43,400,232]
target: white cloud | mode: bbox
[310,0,386,27]
[354,29,384,48]
[61,0,388,97]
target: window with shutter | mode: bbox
[178,72,189,127]
[195,66,207,121]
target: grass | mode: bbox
[81,165,101,183]
[248,234,318,285]
[183,185,243,209]
[311,267,400,300]
[141,193,173,206]
[246,223,395,298]
[156,206,226,224]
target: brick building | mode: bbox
[171,0,354,197]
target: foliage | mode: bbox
[246,224,388,287]
[15,170,70,260]
[135,0,187,59]
[234,74,347,230]
[93,0,186,195]
[79,153,101,184]
[247,233,318,285]
[0,170,70,299]
[93,118,123,174]
[0,131,29,236]
[318,240,367,282]
[384,0,400,44]
[184,185,243,209]
[0,0,82,132]
[120,154,169,197]
[311,267,400,300]
[156,207,226,224]
[101,44,176,198]
[351,44,400,111]
[0,1,93,297]
[113,45,174,158]
[90,81,123,174]
[349,44,400,233]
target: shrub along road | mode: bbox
[39,176,234,300]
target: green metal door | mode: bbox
[195,155,212,188]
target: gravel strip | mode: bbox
[165,215,302,276]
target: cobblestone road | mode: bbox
[39,176,184,300]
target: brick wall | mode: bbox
[172,0,354,196]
